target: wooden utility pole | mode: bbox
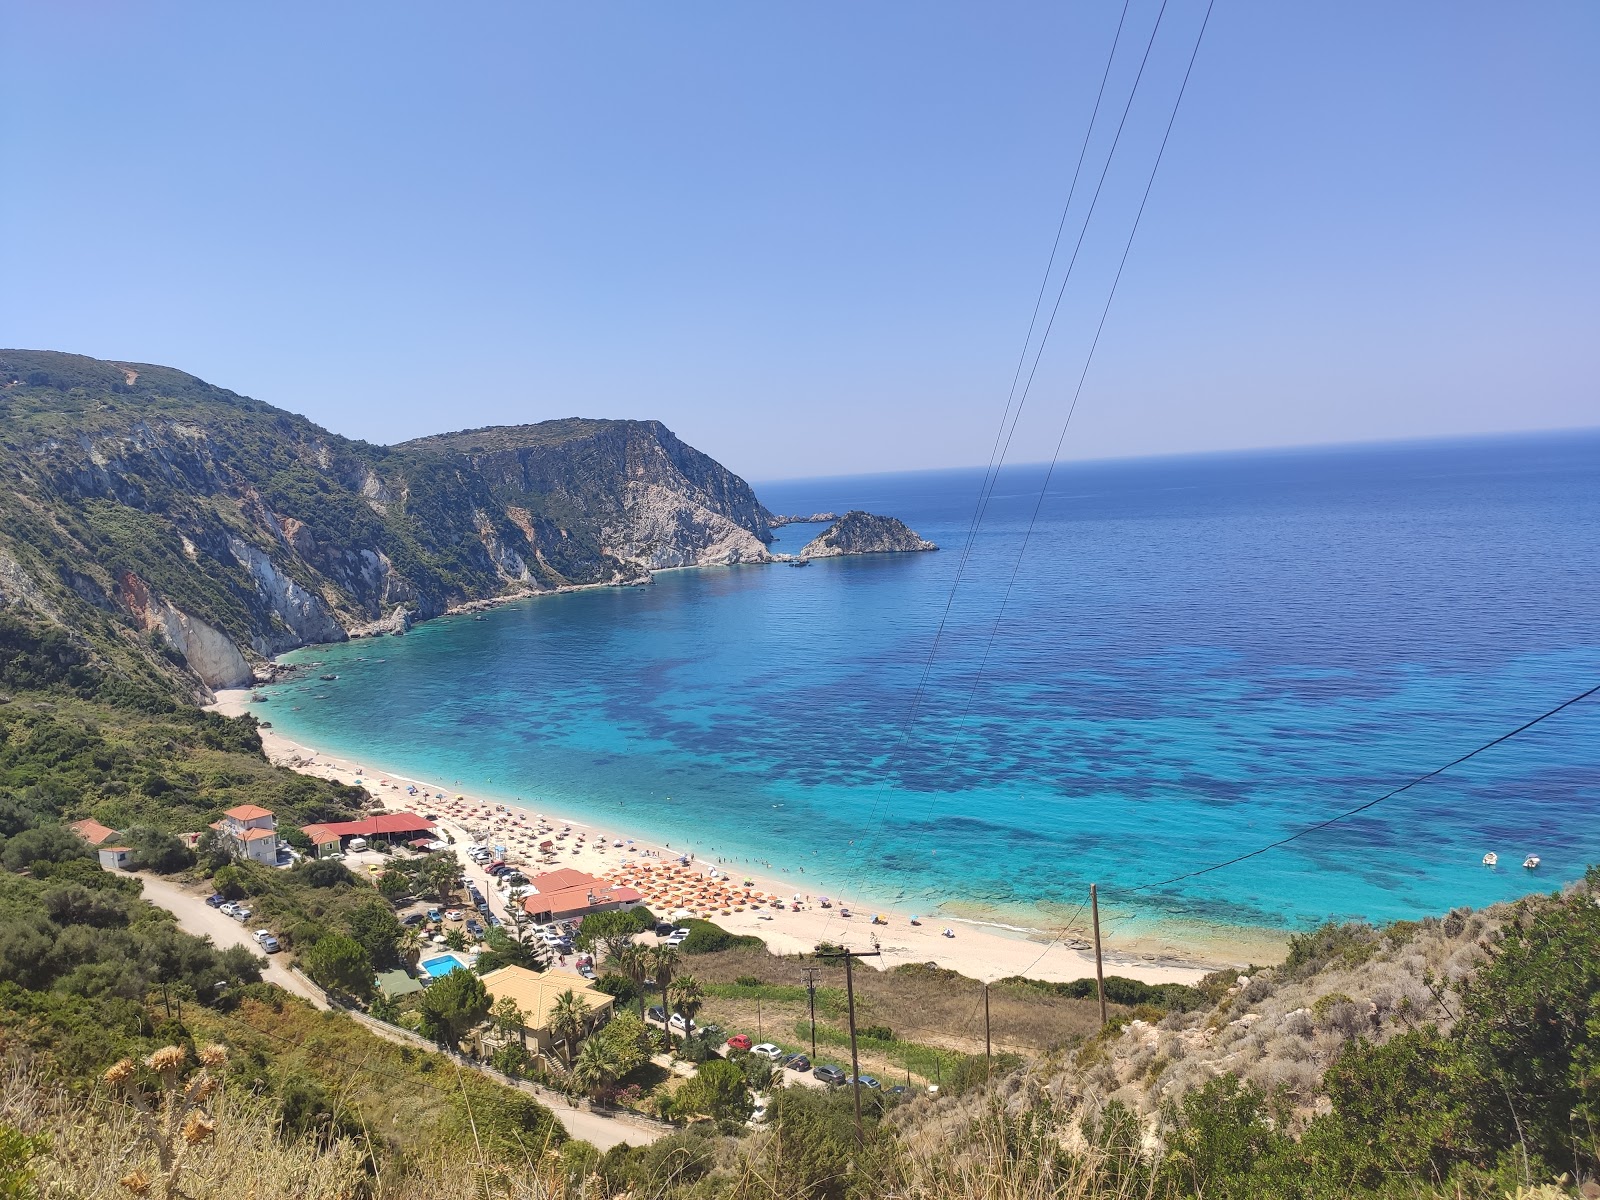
[1091,883,1108,1026]
[983,982,992,1080]
[801,966,821,1060]
[817,947,881,1147]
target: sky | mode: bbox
[3,1,1596,480]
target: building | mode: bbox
[70,818,119,846]
[519,868,643,924]
[479,965,613,1057]
[213,804,279,866]
[97,846,133,871]
[300,812,437,855]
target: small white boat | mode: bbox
[1482,852,1498,867]
[1523,855,1541,870]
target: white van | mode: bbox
[348,837,369,852]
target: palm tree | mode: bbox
[398,927,422,969]
[548,989,593,1067]
[573,1035,623,1102]
[613,943,651,1022]
[650,945,680,1046]
[668,974,704,1050]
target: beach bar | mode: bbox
[301,811,436,854]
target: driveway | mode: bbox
[135,873,324,1007]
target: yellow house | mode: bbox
[479,966,613,1057]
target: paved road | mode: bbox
[134,872,663,1149]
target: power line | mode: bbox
[1126,680,1600,892]
[816,0,1183,941]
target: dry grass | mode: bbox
[687,947,1114,1058]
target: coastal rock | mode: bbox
[767,511,839,527]
[798,511,938,559]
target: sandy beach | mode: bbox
[212,688,1281,984]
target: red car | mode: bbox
[726,1034,752,1052]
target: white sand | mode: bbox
[213,688,1279,985]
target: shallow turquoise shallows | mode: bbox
[255,432,1600,939]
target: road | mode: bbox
[134,872,664,1149]
[136,873,325,1007]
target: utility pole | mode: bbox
[816,946,881,1148]
[801,966,821,1060]
[983,982,992,1081]
[756,996,763,1038]
[1091,883,1107,1027]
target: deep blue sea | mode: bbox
[253,432,1600,942]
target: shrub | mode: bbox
[678,919,762,955]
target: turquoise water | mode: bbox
[420,954,468,979]
[255,433,1600,938]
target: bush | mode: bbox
[678,919,763,955]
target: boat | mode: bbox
[1482,852,1498,867]
[1524,855,1541,869]
[319,674,338,681]
[788,558,810,567]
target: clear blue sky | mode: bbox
[4,2,1595,479]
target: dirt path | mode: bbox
[135,873,325,1007]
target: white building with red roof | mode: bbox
[212,803,279,866]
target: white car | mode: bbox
[665,927,691,946]
[668,1013,697,1034]
[254,930,281,953]
[751,1043,783,1061]
[219,902,238,917]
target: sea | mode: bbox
[250,431,1600,946]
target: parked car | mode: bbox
[426,908,441,921]
[668,1013,697,1034]
[848,1074,881,1090]
[578,964,596,979]
[400,912,425,926]
[654,922,675,937]
[888,1084,910,1098]
[749,1100,768,1124]
[254,930,280,953]
[466,920,483,937]
[205,893,225,908]
[751,1043,783,1061]
[443,909,463,921]
[726,1034,753,1052]
[665,927,691,946]
[232,906,252,922]
[701,1023,724,1040]
[219,902,238,917]
[813,1065,846,1086]
[647,1006,667,1025]
[782,1053,812,1073]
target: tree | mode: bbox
[377,870,412,901]
[418,969,490,1048]
[665,1058,752,1124]
[576,909,643,962]
[649,945,679,1028]
[492,994,527,1048]
[212,864,248,901]
[346,899,403,968]
[668,974,704,1052]
[127,826,195,874]
[574,1035,624,1101]
[398,927,423,969]
[548,990,593,1066]
[612,943,652,1023]
[597,1010,649,1077]
[420,853,461,904]
[303,934,373,999]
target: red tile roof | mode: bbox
[298,812,436,838]
[70,818,119,845]
[223,804,274,821]
[239,827,277,842]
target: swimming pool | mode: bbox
[419,953,469,979]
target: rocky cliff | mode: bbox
[0,351,779,691]
[797,510,937,558]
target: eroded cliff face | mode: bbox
[0,352,778,692]
[798,510,938,558]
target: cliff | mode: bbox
[0,351,777,691]
[797,510,937,558]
